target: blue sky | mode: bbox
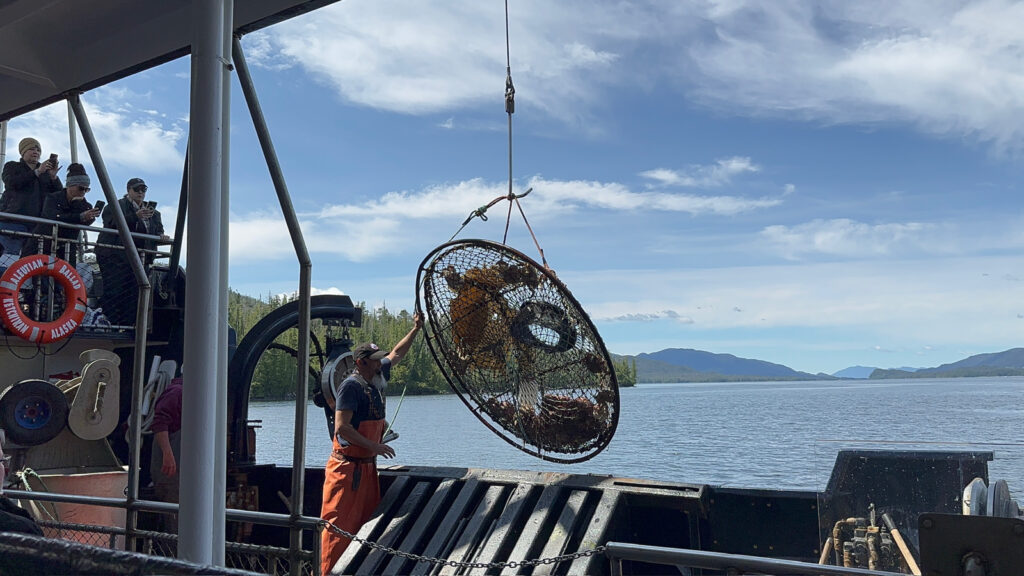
[5,1,1024,375]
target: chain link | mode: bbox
[323,520,606,569]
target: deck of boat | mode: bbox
[229,449,989,575]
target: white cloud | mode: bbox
[564,42,618,67]
[318,178,500,220]
[4,92,184,176]
[261,1,656,127]
[528,176,781,215]
[684,1,1024,152]
[229,170,783,264]
[275,286,349,301]
[256,1,1024,150]
[229,215,294,260]
[573,255,1024,345]
[310,171,782,232]
[242,31,295,71]
[598,310,693,323]
[228,212,405,263]
[640,157,759,188]
[760,218,953,259]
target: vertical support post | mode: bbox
[233,37,312,576]
[213,0,233,565]
[68,92,152,550]
[181,0,229,564]
[168,144,189,278]
[67,101,79,164]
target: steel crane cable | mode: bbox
[415,3,619,463]
[447,1,547,268]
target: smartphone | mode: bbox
[48,153,58,165]
[94,200,105,211]
[145,201,157,209]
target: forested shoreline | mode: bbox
[229,290,636,400]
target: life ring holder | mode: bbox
[0,254,88,344]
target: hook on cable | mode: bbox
[462,207,490,226]
[506,186,532,202]
[505,69,515,115]
[463,188,533,225]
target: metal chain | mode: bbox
[323,520,606,569]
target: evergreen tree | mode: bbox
[228,290,627,398]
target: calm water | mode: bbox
[249,377,1024,493]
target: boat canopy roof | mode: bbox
[0,0,337,121]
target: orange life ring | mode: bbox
[0,255,87,344]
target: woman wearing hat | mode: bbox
[0,137,62,257]
[29,163,101,267]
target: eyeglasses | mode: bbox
[133,185,148,193]
[78,187,91,192]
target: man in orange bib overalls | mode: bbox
[320,313,422,575]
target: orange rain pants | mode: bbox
[320,418,385,575]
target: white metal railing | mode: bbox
[4,488,323,575]
[0,210,171,332]
[0,210,170,265]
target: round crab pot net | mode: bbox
[417,239,619,463]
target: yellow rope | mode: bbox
[14,468,61,523]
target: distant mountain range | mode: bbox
[869,348,1024,379]
[832,365,920,379]
[831,365,877,379]
[616,348,829,383]
[615,347,1024,383]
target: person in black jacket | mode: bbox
[0,137,62,258]
[95,177,168,327]
[29,163,100,267]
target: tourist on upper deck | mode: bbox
[95,177,169,327]
[27,163,100,267]
[0,137,62,258]
[320,314,423,575]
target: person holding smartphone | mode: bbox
[0,137,62,259]
[28,163,100,267]
[95,177,169,327]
